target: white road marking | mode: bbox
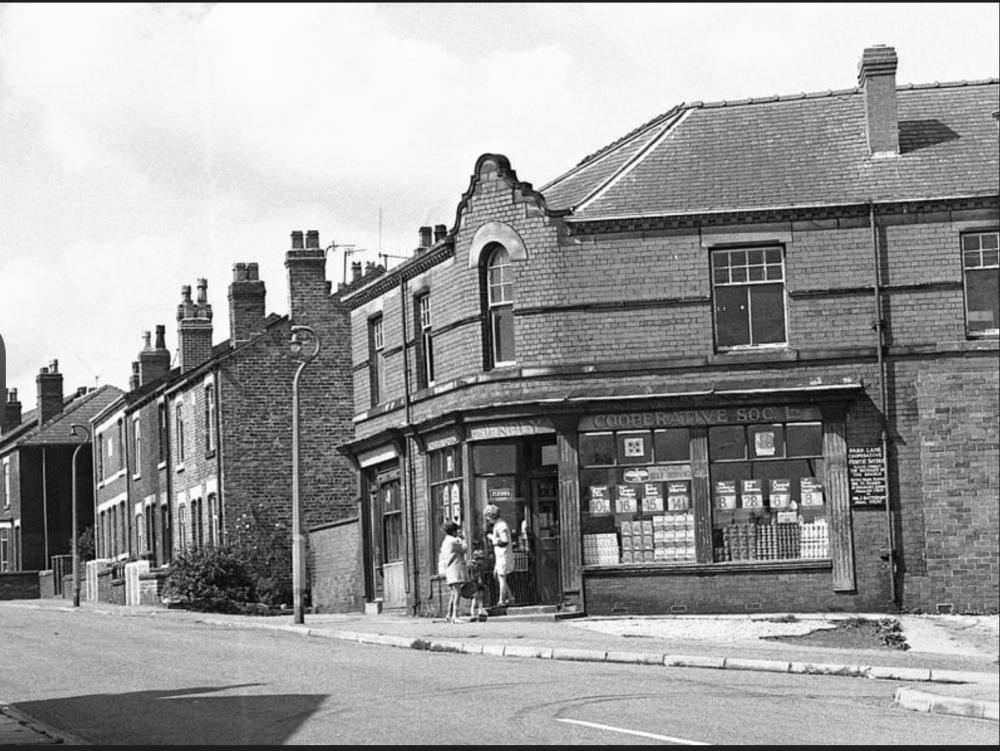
[557,718,710,745]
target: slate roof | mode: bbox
[1,384,125,449]
[540,80,1000,219]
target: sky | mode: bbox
[1,2,998,408]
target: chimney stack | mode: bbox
[177,280,214,373]
[229,262,267,345]
[36,359,64,426]
[2,389,21,433]
[129,361,140,391]
[285,229,329,327]
[433,224,447,243]
[858,45,899,157]
[138,325,171,386]
[351,261,363,281]
[419,226,433,249]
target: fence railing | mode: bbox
[50,554,73,595]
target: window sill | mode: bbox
[204,450,216,460]
[174,464,185,473]
[583,558,831,576]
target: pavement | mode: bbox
[1,599,997,744]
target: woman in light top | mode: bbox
[438,521,470,622]
[484,504,515,607]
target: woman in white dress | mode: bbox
[484,504,515,606]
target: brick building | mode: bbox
[340,46,999,616]
[0,360,122,578]
[90,231,361,611]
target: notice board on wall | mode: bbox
[848,446,887,505]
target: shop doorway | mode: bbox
[472,437,560,607]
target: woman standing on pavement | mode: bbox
[484,504,515,607]
[438,521,470,623]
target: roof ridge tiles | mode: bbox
[573,103,687,168]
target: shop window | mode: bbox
[415,292,435,389]
[368,315,385,406]
[710,422,827,562]
[712,246,787,349]
[429,446,463,566]
[579,427,694,565]
[483,244,515,369]
[962,231,999,336]
[381,479,403,563]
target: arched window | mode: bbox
[484,244,515,368]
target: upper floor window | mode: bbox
[416,293,434,389]
[204,385,217,454]
[2,457,10,508]
[132,416,141,477]
[117,419,125,471]
[485,244,515,368]
[174,402,185,463]
[96,431,104,479]
[712,246,787,349]
[157,402,168,465]
[962,231,999,336]
[368,315,385,406]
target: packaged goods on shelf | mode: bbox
[583,532,621,565]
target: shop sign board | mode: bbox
[647,464,692,481]
[468,417,554,441]
[848,446,887,505]
[580,404,821,432]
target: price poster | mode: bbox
[754,430,776,457]
[800,477,825,506]
[588,485,611,515]
[769,478,791,508]
[742,479,764,508]
[642,483,664,512]
[615,485,638,513]
[714,480,737,509]
[667,481,690,511]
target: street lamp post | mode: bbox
[70,423,91,608]
[290,324,321,624]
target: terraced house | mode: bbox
[89,232,359,610]
[0,361,122,591]
[341,46,999,617]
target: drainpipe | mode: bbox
[399,277,419,611]
[869,202,897,607]
[41,446,49,565]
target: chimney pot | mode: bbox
[419,226,433,248]
[182,285,192,302]
[142,330,152,350]
[351,261,363,281]
[154,325,167,350]
[305,230,320,249]
[291,231,304,249]
[50,359,58,373]
[433,224,447,242]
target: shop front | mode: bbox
[571,390,881,615]
[424,418,562,609]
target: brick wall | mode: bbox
[308,517,363,613]
[0,571,40,599]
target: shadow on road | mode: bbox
[14,683,329,744]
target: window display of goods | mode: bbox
[583,532,620,565]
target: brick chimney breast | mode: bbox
[2,388,22,433]
[858,44,900,157]
[285,230,328,326]
[229,261,267,345]
[177,280,214,373]
[36,361,64,426]
[139,325,171,386]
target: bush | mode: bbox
[162,503,296,614]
